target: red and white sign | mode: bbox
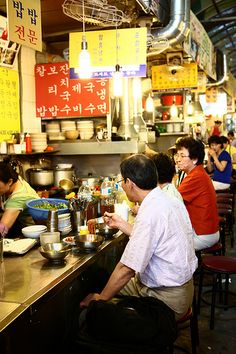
[35,62,109,118]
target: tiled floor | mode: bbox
[174,232,236,353]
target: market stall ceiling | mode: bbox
[191,0,236,78]
[0,0,236,78]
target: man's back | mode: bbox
[121,187,197,288]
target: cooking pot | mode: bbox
[54,168,75,187]
[27,168,54,187]
[161,94,183,106]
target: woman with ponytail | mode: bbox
[0,158,39,237]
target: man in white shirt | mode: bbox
[80,154,198,320]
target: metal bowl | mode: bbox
[95,223,119,239]
[75,234,104,251]
[39,242,71,262]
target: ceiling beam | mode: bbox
[201,16,236,23]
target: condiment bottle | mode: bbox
[20,133,26,153]
[25,133,32,153]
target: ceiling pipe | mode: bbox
[206,53,228,87]
[136,0,151,14]
[147,0,190,57]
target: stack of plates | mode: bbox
[46,122,65,141]
[61,120,76,132]
[46,122,60,134]
[31,133,47,152]
[77,120,94,140]
[58,213,72,236]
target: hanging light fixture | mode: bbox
[146,93,154,112]
[170,100,178,119]
[78,0,92,79]
[187,97,194,116]
[113,26,123,97]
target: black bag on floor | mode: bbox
[85,296,177,351]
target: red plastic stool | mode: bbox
[168,295,199,354]
[197,256,236,329]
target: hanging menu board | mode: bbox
[35,62,109,118]
[0,67,20,142]
[151,63,198,91]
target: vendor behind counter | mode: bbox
[0,158,39,238]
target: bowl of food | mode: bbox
[75,234,104,252]
[95,223,119,239]
[39,242,71,262]
[26,198,69,221]
[22,224,47,239]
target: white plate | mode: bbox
[62,236,75,245]
[60,227,72,236]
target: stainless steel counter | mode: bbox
[0,233,126,332]
[50,140,146,155]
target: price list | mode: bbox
[0,67,20,142]
[152,63,198,91]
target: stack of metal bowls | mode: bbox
[47,209,58,232]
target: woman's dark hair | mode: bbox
[175,136,205,165]
[208,135,223,148]
[0,157,18,183]
[120,154,158,189]
[228,130,235,138]
[151,153,175,184]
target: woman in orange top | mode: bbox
[175,137,219,250]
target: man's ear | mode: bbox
[126,178,136,189]
[8,178,14,187]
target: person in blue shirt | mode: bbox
[206,135,232,190]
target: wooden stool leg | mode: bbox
[210,273,218,330]
[197,269,204,314]
[224,274,230,310]
[218,274,223,303]
[220,223,226,255]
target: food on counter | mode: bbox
[33,201,68,210]
[44,146,54,152]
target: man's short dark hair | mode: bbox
[151,153,175,184]
[175,137,205,165]
[120,154,158,190]
[220,136,229,145]
[208,135,223,148]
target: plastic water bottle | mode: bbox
[100,177,115,215]
[78,180,92,201]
